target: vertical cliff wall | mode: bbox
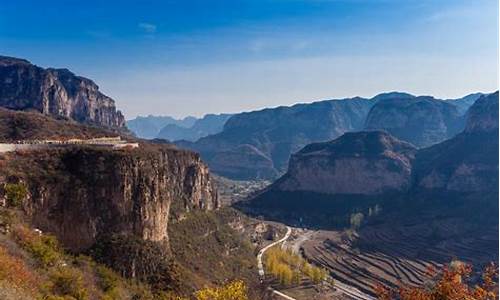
[0,56,125,128]
[3,145,218,251]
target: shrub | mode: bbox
[90,234,180,291]
[12,225,61,267]
[4,182,27,208]
[96,265,121,299]
[0,245,39,293]
[47,267,88,300]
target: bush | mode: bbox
[4,182,27,208]
[12,225,61,267]
[90,234,180,291]
[96,265,121,299]
[47,267,88,300]
[0,245,39,293]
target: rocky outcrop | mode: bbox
[414,92,499,193]
[364,96,464,147]
[4,146,218,251]
[274,131,417,195]
[0,55,125,128]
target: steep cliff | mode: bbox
[414,92,499,193]
[364,96,464,147]
[274,131,417,195]
[2,145,218,252]
[0,56,125,128]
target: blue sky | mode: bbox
[1,0,498,118]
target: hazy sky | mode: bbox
[1,0,498,119]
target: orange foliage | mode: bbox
[0,245,40,293]
[376,263,498,300]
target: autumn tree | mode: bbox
[195,280,248,300]
[376,262,498,300]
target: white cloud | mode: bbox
[138,22,157,33]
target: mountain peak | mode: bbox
[371,91,415,101]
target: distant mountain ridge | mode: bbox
[157,113,233,142]
[259,92,499,198]
[364,95,465,147]
[127,115,197,139]
[176,91,484,180]
[178,96,376,179]
[0,55,125,128]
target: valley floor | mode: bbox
[253,217,498,300]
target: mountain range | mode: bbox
[245,92,498,226]
[177,92,484,180]
[126,115,197,139]
[127,113,233,142]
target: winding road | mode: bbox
[257,226,295,299]
[257,226,376,300]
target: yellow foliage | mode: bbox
[195,280,248,300]
[264,246,327,286]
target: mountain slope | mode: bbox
[414,92,499,194]
[364,95,465,147]
[0,56,125,128]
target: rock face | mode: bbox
[178,97,376,179]
[7,146,218,251]
[274,131,417,195]
[157,113,233,142]
[414,92,499,193]
[0,55,125,128]
[364,96,465,147]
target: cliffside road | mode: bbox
[0,137,139,153]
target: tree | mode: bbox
[376,262,498,300]
[195,280,248,300]
[350,213,364,229]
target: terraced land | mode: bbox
[301,217,498,296]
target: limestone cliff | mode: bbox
[0,55,125,128]
[3,145,218,251]
[274,131,417,195]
